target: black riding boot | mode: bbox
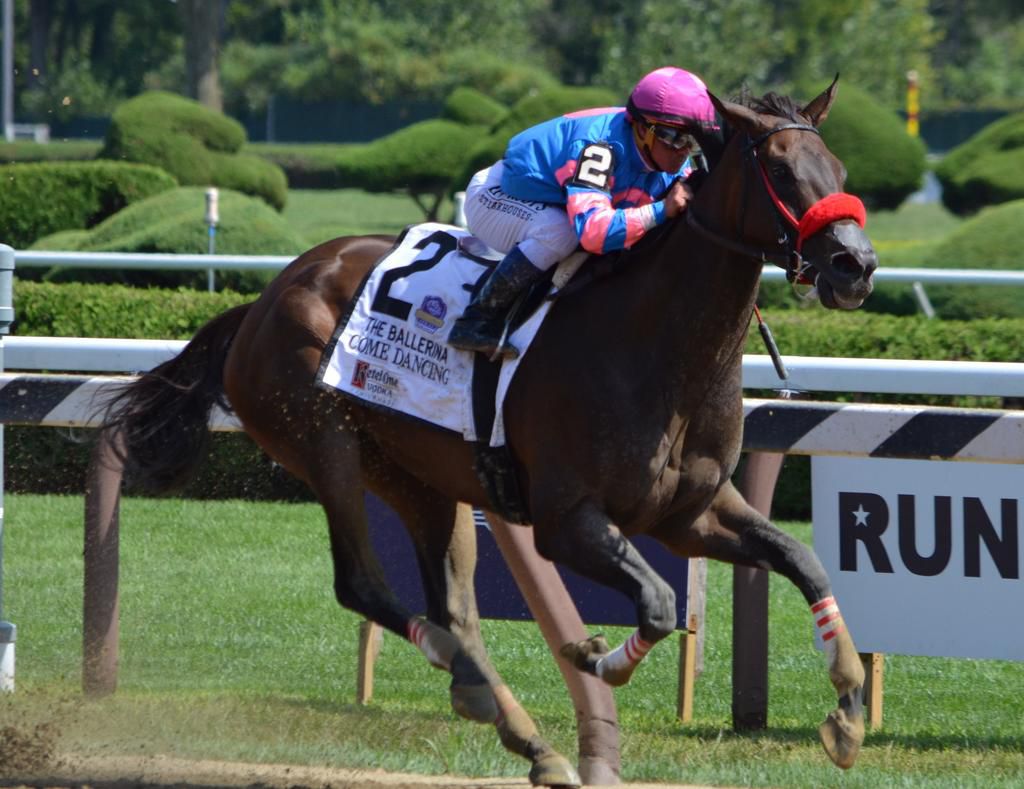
[447,246,545,359]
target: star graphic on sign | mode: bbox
[852,504,870,526]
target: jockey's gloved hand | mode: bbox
[684,168,708,193]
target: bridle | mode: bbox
[687,122,866,284]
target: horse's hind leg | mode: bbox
[366,466,580,788]
[295,427,498,725]
[670,481,865,769]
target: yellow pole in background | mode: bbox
[906,70,920,137]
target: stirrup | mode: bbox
[490,321,519,361]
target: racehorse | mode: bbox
[101,78,877,787]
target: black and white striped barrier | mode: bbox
[2,373,1021,464]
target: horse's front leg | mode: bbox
[691,481,865,769]
[377,476,580,789]
[533,497,677,687]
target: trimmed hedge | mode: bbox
[441,86,507,127]
[29,186,308,292]
[100,91,288,211]
[935,111,1024,215]
[453,85,620,191]
[0,161,177,248]
[337,119,485,194]
[811,82,927,210]
[907,199,1024,319]
[11,282,1024,506]
[0,139,103,163]
[246,142,359,189]
[336,119,486,219]
[14,280,252,338]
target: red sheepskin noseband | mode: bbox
[756,159,867,252]
[796,192,866,251]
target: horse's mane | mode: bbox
[736,88,804,123]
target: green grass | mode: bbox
[2,494,1022,786]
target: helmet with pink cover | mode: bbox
[626,67,718,131]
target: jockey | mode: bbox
[447,66,720,359]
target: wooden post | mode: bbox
[860,651,884,728]
[677,557,705,722]
[356,620,383,704]
[486,514,621,786]
[82,428,124,697]
[732,452,785,730]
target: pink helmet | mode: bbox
[626,67,718,130]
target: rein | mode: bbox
[686,122,866,283]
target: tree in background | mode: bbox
[178,0,228,111]
[17,0,179,123]
[9,0,1024,128]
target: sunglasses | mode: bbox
[650,124,699,152]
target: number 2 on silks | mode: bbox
[571,143,614,191]
[370,230,458,320]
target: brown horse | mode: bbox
[101,79,877,786]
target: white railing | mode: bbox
[12,250,1024,288]
[4,336,1024,397]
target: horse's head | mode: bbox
[704,77,877,310]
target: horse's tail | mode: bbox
[99,302,253,494]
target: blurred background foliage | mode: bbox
[8,0,1024,129]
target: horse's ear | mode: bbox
[708,91,772,137]
[802,73,839,127]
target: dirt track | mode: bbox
[1,753,725,789]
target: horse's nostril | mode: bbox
[830,252,864,279]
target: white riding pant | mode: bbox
[464,162,579,272]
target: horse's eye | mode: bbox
[770,164,791,181]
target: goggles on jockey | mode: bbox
[648,123,700,152]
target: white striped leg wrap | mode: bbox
[811,596,844,661]
[407,618,451,671]
[596,631,652,680]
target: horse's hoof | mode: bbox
[819,705,864,769]
[528,753,581,787]
[450,682,498,724]
[577,755,619,785]
[559,633,610,676]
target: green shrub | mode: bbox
[0,139,102,163]
[453,85,620,192]
[0,161,177,248]
[441,86,508,127]
[811,82,927,210]
[743,310,1024,401]
[910,199,1024,319]
[337,119,485,219]
[10,280,1024,503]
[246,142,357,189]
[935,112,1024,215]
[100,91,288,211]
[29,186,308,292]
[14,280,251,338]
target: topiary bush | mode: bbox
[246,142,358,189]
[29,186,308,292]
[0,139,103,163]
[935,112,1024,216]
[908,199,1024,319]
[336,119,485,220]
[452,85,620,193]
[808,82,927,210]
[0,161,177,248]
[441,86,507,127]
[99,91,289,211]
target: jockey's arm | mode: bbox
[566,181,692,254]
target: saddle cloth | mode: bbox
[316,222,557,447]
